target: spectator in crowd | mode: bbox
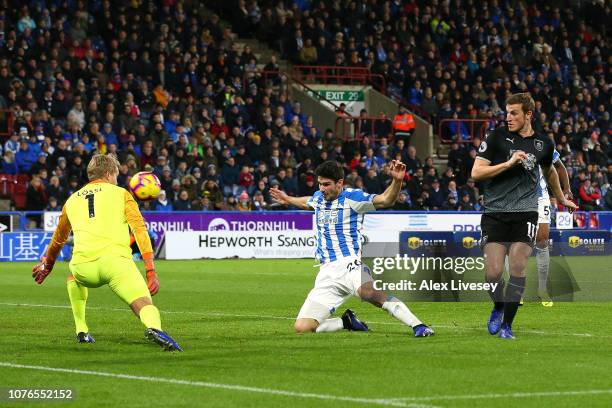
[407,168,426,201]
[221,157,240,196]
[25,176,47,225]
[223,195,238,211]
[16,140,36,173]
[202,180,224,211]
[173,190,192,211]
[404,146,421,175]
[180,174,199,203]
[239,165,255,194]
[45,196,61,212]
[153,190,173,212]
[392,190,412,210]
[2,150,18,174]
[236,190,253,211]
[427,179,446,210]
[4,133,20,155]
[252,190,269,211]
[579,179,602,211]
[458,192,476,211]
[363,168,383,194]
[604,188,612,211]
[442,193,458,210]
[392,106,416,145]
[461,178,479,203]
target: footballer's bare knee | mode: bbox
[483,244,506,280]
[484,259,504,280]
[130,296,153,316]
[508,243,532,277]
[294,318,318,333]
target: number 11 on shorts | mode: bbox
[527,221,537,241]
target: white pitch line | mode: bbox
[0,362,435,408]
[0,302,295,321]
[384,389,612,402]
[0,302,608,338]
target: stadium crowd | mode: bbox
[0,0,610,216]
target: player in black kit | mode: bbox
[472,93,577,339]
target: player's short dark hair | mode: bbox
[315,160,344,182]
[506,92,535,114]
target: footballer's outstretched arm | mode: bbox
[554,159,572,197]
[542,164,578,211]
[124,190,159,295]
[269,187,311,210]
[45,206,72,261]
[373,160,406,209]
[33,206,72,284]
[471,151,526,181]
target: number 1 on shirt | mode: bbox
[86,194,95,218]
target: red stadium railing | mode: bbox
[292,76,357,118]
[335,115,393,141]
[394,95,433,124]
[243,69,356,119]
[242,69,287,91]
[438,119,489,144]
[292,65,386,95]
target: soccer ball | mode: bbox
[129,171,161,201]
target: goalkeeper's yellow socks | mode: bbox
[67,278,89,334]
[139,304,162,330]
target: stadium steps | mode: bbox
[433,157,449,173]
[196,3,292,73]
[233,38,292,72]
[436,144,451,160]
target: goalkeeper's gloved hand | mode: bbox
[146,270,159,296]
[32,256,54,285]
[144,257,159,296]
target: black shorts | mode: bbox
[480,212,538,246]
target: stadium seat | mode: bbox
[15,174,31,184]
[12,183,28,210]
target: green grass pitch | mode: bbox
[1,258,611,407]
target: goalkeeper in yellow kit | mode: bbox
[32,154,182,351]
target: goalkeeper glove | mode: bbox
[32,256,54,285]
[144,256,159,296]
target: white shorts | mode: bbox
[538,196,551,224]
[296,256,373,323]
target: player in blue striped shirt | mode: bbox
[271,160,434,337]
[534,148,571,306]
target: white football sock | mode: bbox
[382,297,422,327]
[535,246,550,292]
[315,318,344,333]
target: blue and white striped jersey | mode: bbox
[537,149,560,199]
[307,188,376,263]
